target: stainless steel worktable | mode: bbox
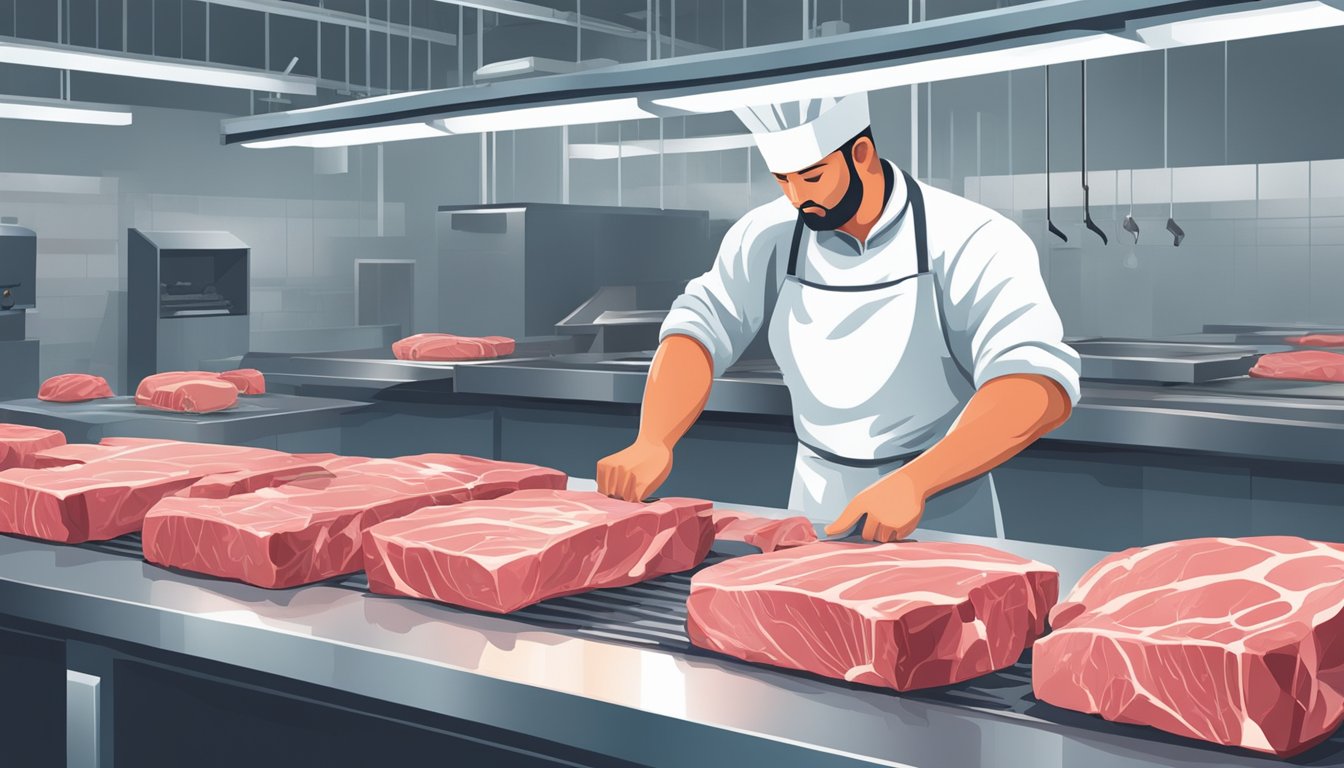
[0,392,371,445]
[0,478,1337,768]
[453,354,1344,466]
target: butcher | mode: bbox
[596,93,1080,543]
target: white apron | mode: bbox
[767,168,1004,537]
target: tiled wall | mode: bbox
[967,159,1344,338]
[0,172,121,381]
[0,107,398,385]
[126,193,406,335]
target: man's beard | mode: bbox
[797,151,864,232]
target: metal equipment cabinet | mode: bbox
[0,614,640,768]
[0,624,65,768]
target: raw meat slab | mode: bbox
[0,441,329,543]
[1032,536,1344,757]
[1249,351,1344,383]
[688,540,1058,692]
[0,424,66,469]
[1286,334,1344,347]
[143,455,566,588]
[710,509,818,553]
[391,333,516,362]
[362,489,713,613]
[39,374,114,402]
[33,438,236,470]
[217,368,266,395]
[135,372,238,413]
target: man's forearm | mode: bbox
[634,334,715,449]
[898,374,1072,498]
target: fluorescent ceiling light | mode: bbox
[434,98,654,134]
[570,133,756,159]
[0,36,316,95]
[1135,1,1344,47]
[569,144,657,160]
[242,122,447,148]
[655,33,1148,113]
[0,95,132,126]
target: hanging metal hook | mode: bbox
[1081,60,1107,245]
[1045,65,1067,243]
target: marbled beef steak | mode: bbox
[391,333,515,362]
[217,368,266,395]
[1250,350,1344,382]
[0,424,66,469]
[38,373,114,402]
[688,540,1058,691]
[0,441,328,543]
[362,489,713,613]
[142,455,565,588]
[709,509,818,553]
[1032,536,1344,757]
[135,371,238,413]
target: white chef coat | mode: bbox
[659,161,1081,533]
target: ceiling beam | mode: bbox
[224,0,1227,143]
[200,0,457,47]
[0,35,317,95]
[430,0,713,52]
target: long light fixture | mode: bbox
[0,94,132,126]
[228,0,1333,148]
[241,98,654,148]
[0,36,316,95]
[433,98,656,135]
[241,122,447,149]
[569,133,756,160]
[1134,1,1344,47]
[655,33,1148,113]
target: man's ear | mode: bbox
[851,136,877,169]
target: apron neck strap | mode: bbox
[901,167,929,274]
[786,162,929,278]
[787,211,807,277]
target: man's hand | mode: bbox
[596,440,673,503]
[824,471,927,543]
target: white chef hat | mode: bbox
[733,93,871,174]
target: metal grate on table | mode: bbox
[73,533,1344,764]
[79,535,1036,715]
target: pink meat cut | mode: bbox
[135,372,238,413]
[217,368,266,395]
[0,441,331,543]
[363,489,713,613]
[31,437,188,469]
[0,424,66,469]
[1286,334,1344,347]
[710,509,817,553]
[391,333,515,362]
[687,540,1058,692]
[38,374,114,402]
[1249,351,1344,383]
[1032,536,1344,757]
[142,455,566,589]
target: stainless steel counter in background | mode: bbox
[452,353,1344,467]
[1,478,1336,768]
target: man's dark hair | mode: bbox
[840,127,876,161]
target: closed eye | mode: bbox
[803,175,822,183]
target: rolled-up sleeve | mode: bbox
[937,215,1082,404]
[659,215,774,378]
